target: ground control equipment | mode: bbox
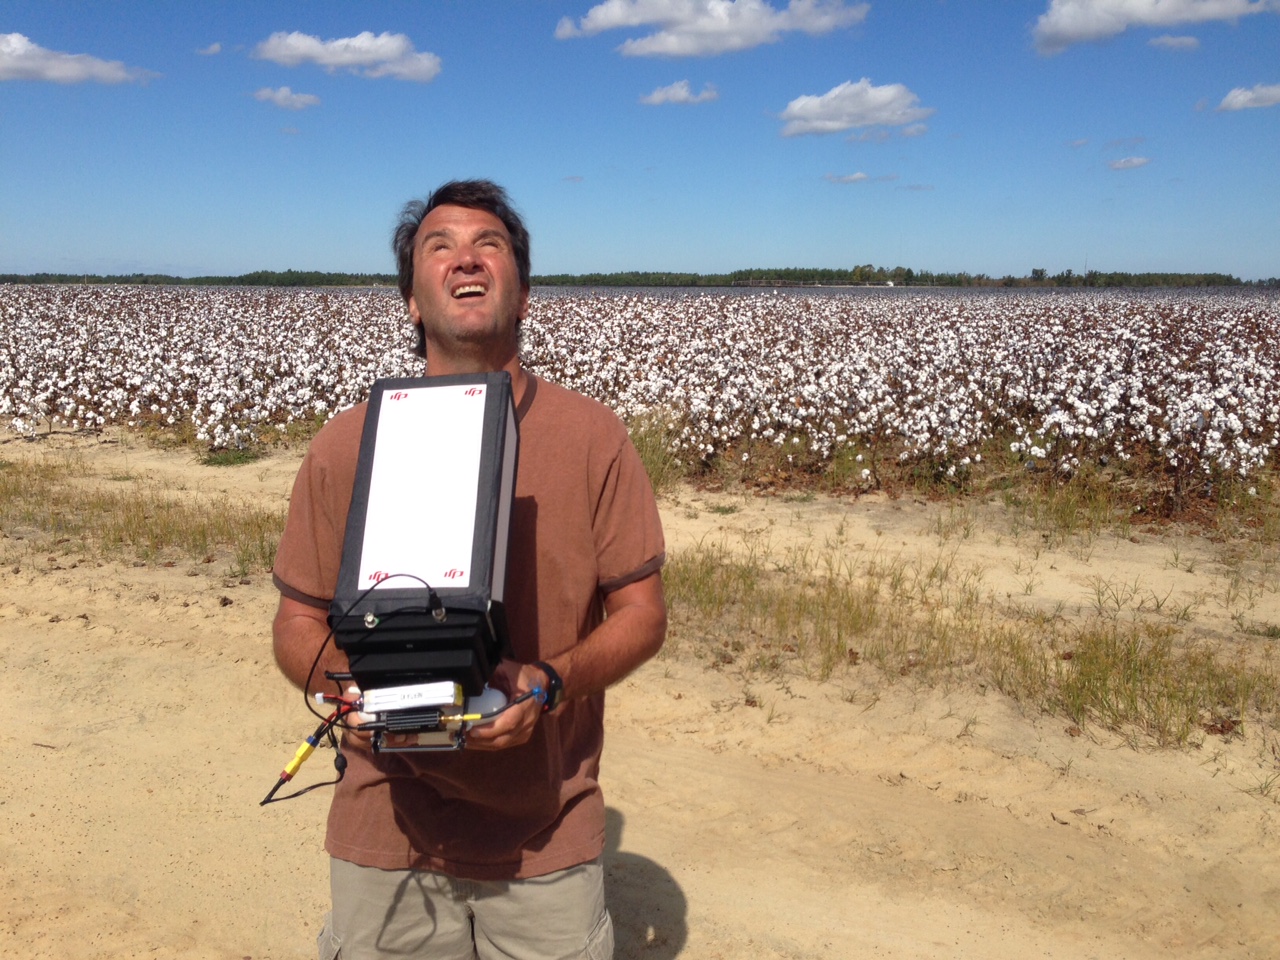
[261,373,525,805]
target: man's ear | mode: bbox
[407,296,427,358]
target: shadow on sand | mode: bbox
[604,807,688,959]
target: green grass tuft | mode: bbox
[201,447,265,467]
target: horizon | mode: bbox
[2,2,1277,281]
[0,265,1263,286]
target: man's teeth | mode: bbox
[453,285,486,298]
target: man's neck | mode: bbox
[425,353,528,407]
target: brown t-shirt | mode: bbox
[272,374,665,879]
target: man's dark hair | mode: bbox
[393,179,531,303]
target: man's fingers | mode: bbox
[465,696,540,750]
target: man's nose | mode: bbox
[454,243,482,270]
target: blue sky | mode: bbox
[2,1,1277,279]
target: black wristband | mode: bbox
[532,661,563,713]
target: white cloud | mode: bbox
[1218,82,1280,109]
[641,79,719,103]
[1148,33,1200,48]
[780,78,934,136]
[557,0,869,56]
[1034,0,1278,54]
[901,122,928,137]
[824,172,869,183]
[253,31,441,82]
[254,86,321,110]
[198,42,222,56]
[1068,137,1090,147]
[1109,155,1151,169]
[0,32,152,83]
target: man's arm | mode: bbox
[465,570,667,751]
[273,595,350,696]
[556,570,668,699]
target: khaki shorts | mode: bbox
[322,856,614,960]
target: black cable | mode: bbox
[493,689,541,714]
[260,709,351,805]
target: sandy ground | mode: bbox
[3,432,1279,959]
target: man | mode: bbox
[271,179,667,960]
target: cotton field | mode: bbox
[2,284,1279,487]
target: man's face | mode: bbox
[407,204,528,364]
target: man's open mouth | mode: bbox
[452,284,486,299]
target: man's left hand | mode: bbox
[463,659,549,751]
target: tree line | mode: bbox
[3,267,1275,289]
[534,267,1272,288]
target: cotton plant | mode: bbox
[2,285,1278,487]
